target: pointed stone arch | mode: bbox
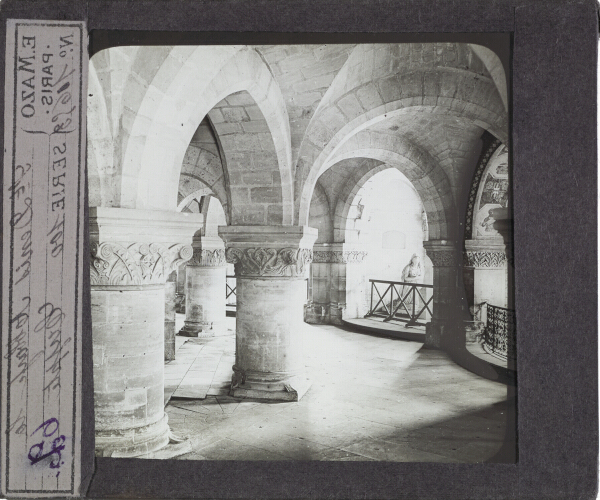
[176,187,213,213]
[307,182,333,244]
[469,44,508,111]
[308,128,455,240]
[111,46,293,222]
[332,161,433,244]
[296,43,508,225]
[298,103,503,226]
[208,90,288,225]
[179,117,230,220]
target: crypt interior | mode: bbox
[88,43,515,462]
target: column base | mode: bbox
[95,413,170,458]
[229,366,311,401]
[302,303,347,326]
[137,438,192,460]
[304,302,328,324]
[178,321,214,338]
[330,303,345,326]
[425,320,465,350]
[465,320,485,343]
[425,321,441,349]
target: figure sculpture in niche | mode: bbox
[400,254,424,315]
[481,209,498,233]
[402,254,423,284]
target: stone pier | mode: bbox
[423,240,465,350]
[90,208,201,457]
[179,235,227,337]
[464,240,508,314]
[307,243,368,325]
[219,226,318,401]
[164,271,178,361]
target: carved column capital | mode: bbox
[89,207,202,286]
[188,247,227,267]
[90,242,193,286]
[312,250,368,264]
[464,250,507,268]
[423,240,460,267]
[219,225,318,278]
[312,243,367,264]
[225,247,313,277]
[464,239,509,269]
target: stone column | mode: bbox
[179,236,227,337]
[423,240,464,350]
[90,208,201,457]
[464,240,508,310]
[164,271,177,361]
[305,243,368,325]
[305,243,333,324]
[175,263,186,313]
[338,245,369,322]
[490,208,514,309]
[490,207,515,362]
[463,241,507,343]
[219,226,318,401]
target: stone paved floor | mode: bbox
[465,339,508,369]
[164,333,235,403]
[165,316,511,462]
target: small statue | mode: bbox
[481,209,497,233]
[401,254,423,316]
[402,254,422,283]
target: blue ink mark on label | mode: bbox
[28,418,66,476]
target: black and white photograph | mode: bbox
[0,0,597,497]
[87,42,515,463]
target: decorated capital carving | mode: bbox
[187,248,227,267]
[312,250,368,264]
[90,242,193,286]
[225,247,313,277]
[425,248,458,267]
[464,250,507,268]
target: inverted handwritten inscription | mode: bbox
[1,20,86,497]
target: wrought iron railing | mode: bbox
[365,279,433,327]
[226,275,236,307]
[478,304,516,360]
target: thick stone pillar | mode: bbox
[338,246,369,322]
[490,208,514,309]
[305,244,332,324]
[179,236,227,337]
[491,207,515,362]
[175,263,186,313]
[423,240,464,350]
[90,208,200,457]
[464,240,508,310]
[219,226,318,401]
[306,243,368,325]
[463,241,507,343]
[165,271,177,361]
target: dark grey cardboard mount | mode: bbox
[0,0,597,498]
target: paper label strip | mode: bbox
[1,19,87,497]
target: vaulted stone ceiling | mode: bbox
[88,42,508,237]
[254,44,355,166]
